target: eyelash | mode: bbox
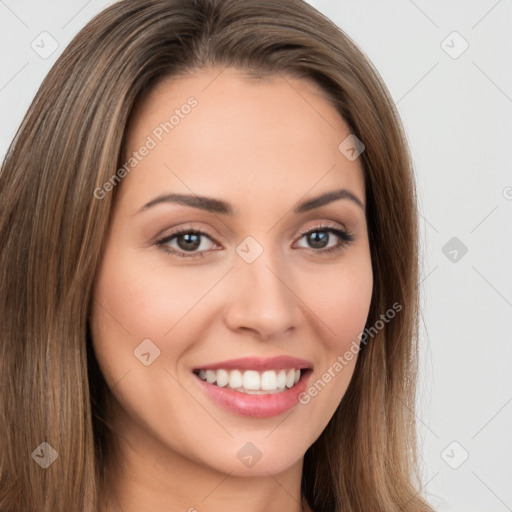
[154,222,355,259]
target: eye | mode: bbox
[154,222,355,259]
[294,222,355,254]
[155,227,219,258]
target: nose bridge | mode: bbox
[224,238,299,339]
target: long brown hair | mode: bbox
[0,1,433,510]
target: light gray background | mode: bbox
[1,1,511,511]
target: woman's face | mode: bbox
[90,67,372,478]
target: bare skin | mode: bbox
[90,67,373,512]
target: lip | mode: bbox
[193,367,313,418]
[193,355,313,372]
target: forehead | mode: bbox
[119,67,365,212]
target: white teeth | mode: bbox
[229,369,243,389]
[285,369,295,388]
[196,368,303,393]
[260,370,277,390]
[216,369,229,387]
[243,370,260,390]
[276,370,287,390]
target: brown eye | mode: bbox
[295,224,355,254]
[155,228,218,258]
[305,230,330,249]
[175,232,202,251]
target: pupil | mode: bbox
[178,233,200,251]
[309,231,328,248]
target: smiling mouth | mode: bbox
[193,368,308,394]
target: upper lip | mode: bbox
[193,356,313,372]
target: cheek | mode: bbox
[299,252,373,350]
[294,252,372,411]
[89,243,227,376]
[88,244,216,439]
[92,254,187,339]
[335,269,373,348]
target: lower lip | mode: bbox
[194,371,311,418]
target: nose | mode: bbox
[222,248,301,341]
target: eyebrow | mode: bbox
[137,187,365,215]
